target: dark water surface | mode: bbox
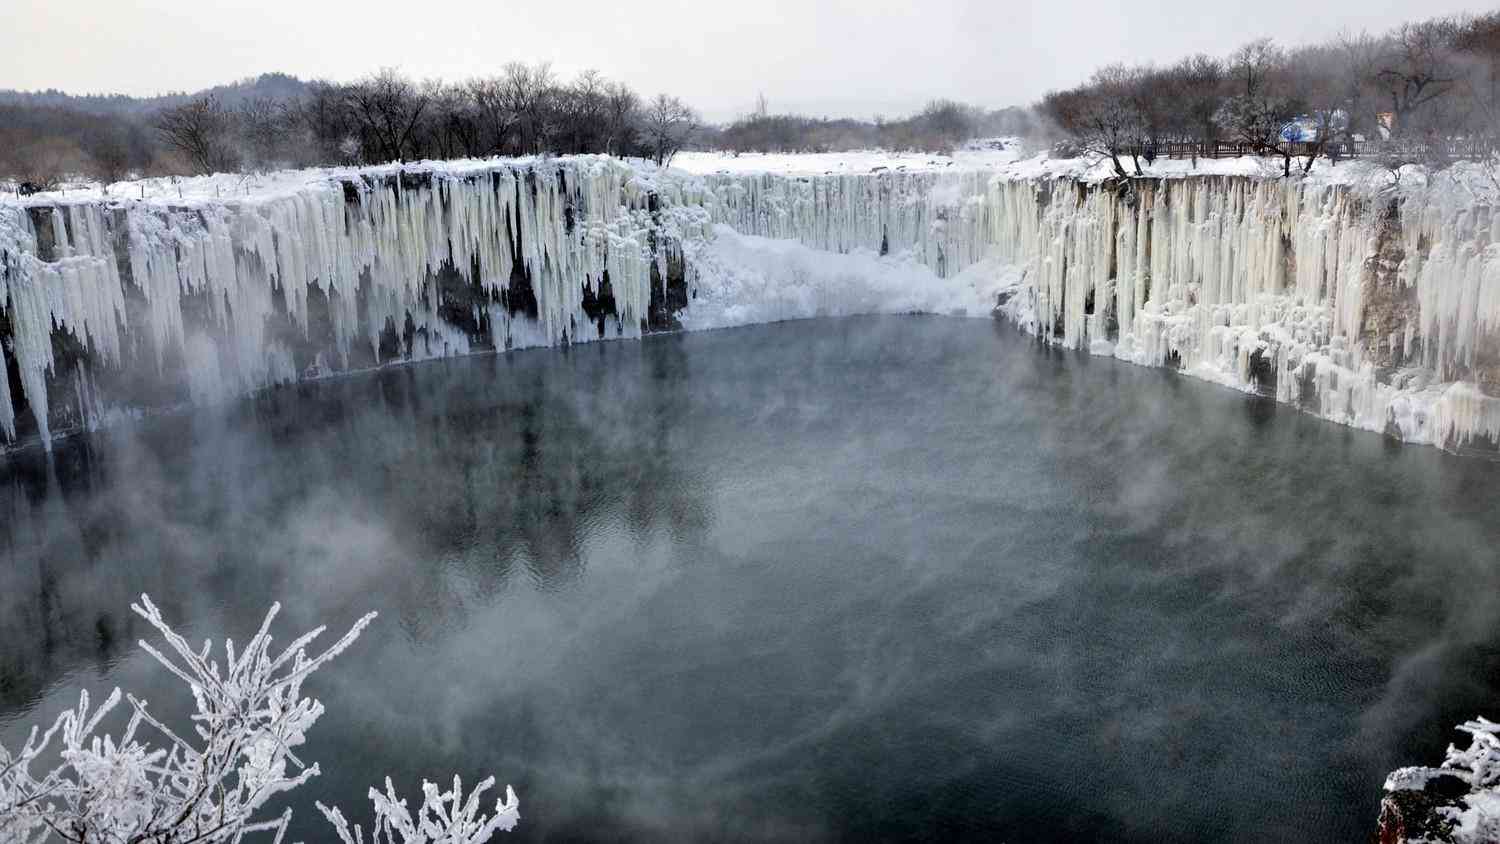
[4,316,1500,842]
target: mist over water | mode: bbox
[3,316,1499,842]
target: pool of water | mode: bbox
[4,316,1500,842]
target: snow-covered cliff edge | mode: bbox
[3,152,1499,454]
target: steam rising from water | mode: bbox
[2,316,1498,842]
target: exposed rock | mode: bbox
[1377,770,1470,844]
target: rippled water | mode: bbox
[4,316,1500,842]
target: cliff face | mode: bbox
[3,157,1499,454]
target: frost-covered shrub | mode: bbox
[0,594,519,843]
[318,777,519,844]
[1444,717,1500,789]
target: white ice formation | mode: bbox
[697,166,1500,452]
[0,157,712,448]
[3,153,1499,453]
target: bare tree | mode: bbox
[426,82,483,159]
[639,94,698,166]
[497,62,556,155]
[346,68,432,164]
[1123,66,1170,171]
[295,80,361,165]
[916,99,978,152]
[553,69,609,155]
[1161,55,1225,165]
[80,123,134,186]
[468,76,512,156]
[1041,66,1141,177]
[1215,39,1300,176]
[1280,44,1356,172]
[1376,18,1464,135]
[4,136,87,190]
[238,96,291,171]
[155,95,238,175]
[1454,12,1500,139]
[602,82,639,157]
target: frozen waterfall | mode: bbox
[3,155,1498,453]
[0,157,712,448]
[696,166,1500,452]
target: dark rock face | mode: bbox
[580,270,619,339]
[647,246,689,332]
[1360,198,1418,372]
[1376,772,1470,844]
[1248,348,1277,396]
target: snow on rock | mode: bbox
[1379,718,1500,843]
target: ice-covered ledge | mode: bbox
[3,147,1499,455]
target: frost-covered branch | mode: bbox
[317,776,520,844]
[0,594,519,843]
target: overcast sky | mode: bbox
[5,0,1491,121]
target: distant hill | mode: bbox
[0,73,312,115]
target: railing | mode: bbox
[1116,138,1500,163]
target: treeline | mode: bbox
[0,73,314,187]
[0,104,160,187]
[0,72,311,116]
[717,99,1038,153]
[0,66,700,190]
[1039,11,1500,176]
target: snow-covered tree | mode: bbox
[0,595,519,843]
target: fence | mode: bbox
[1118,138,1500,163]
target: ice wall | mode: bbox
[0,157,712,449]
[5,156,1499,454]
[698,168,1500,453]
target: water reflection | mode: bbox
[0,337,712,708]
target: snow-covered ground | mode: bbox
[673,140,1448,189]
[13,137,1468,207]
[671,143,1025,176]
